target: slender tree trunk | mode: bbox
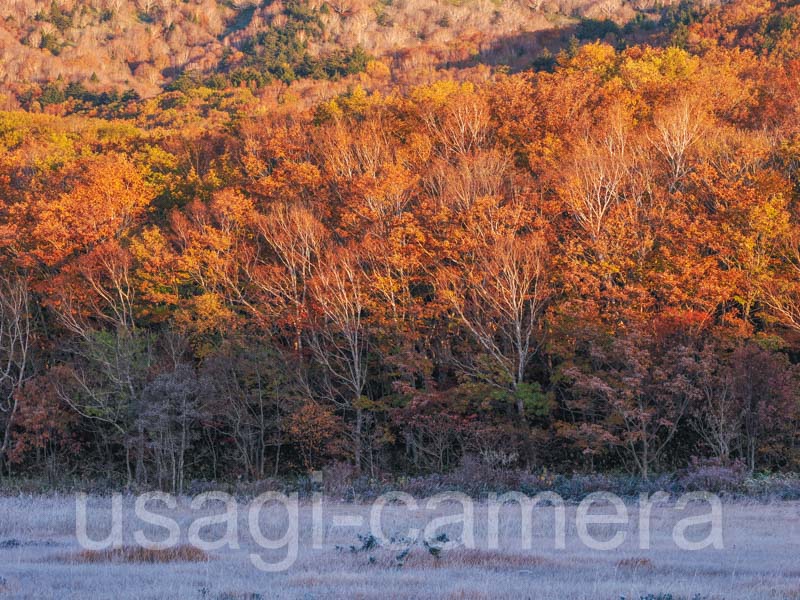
[124,445,132,488]
[135,421,145,484]
[0,395,19,477]
[354,407,363,473]
[642,428,649,481]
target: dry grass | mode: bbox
[616,557,654,570]
[0,495,798,599]
[401,548,551,569]
[62,545,209,564]
[349,546,553,570]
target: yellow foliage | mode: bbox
[563,42,619,79]
[620,46,700,93]
[365,59,391,80]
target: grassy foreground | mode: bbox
[0,494,798,599]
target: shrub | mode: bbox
[743,472,800,500]
[322,461,358,498]
[678,458,748,494]
[401,455,527,498]
[547,473,678,500]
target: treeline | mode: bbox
[2,3,800,491]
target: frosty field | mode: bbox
[0,494,798,599]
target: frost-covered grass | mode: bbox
[0,494,798,599]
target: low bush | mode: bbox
[64,545,209,564]
[678,458,748,493]
[743,472,800,500]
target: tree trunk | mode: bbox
[0,395,19,477]
[354,407,363,473]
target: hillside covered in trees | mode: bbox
[0,0,713,110]
[2,0,800,490]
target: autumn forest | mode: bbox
[1,0,800,491]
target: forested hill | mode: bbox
[3,0,799,116]
[0,0,715,110]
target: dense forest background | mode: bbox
[2,0,800,491]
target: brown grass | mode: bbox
[62,544,209,564]
[616,557,654,570]
[366,547,551,570]
[443,549,550,569]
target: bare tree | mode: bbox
[650,95,706,191]
[441,232,550,416]
[54,244,153,485]
[140,364,203,494]
[0,275,33,474]
[248,202,328,349]
[309,247,370,471]
[562,118,629,241]
[201,340,294,480]
[320,119,390,181]
[422,91,492,159]
[759,227,800,332]
[426,149,511,213]
[691,350,740,463]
